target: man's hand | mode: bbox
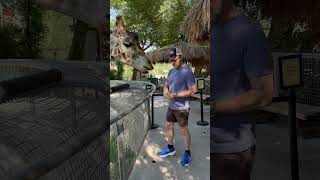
[167,93,177,100]
[163,80,196,100]
[163,82,169,97]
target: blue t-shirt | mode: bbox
[210,15,273,153]
[167,65,195,110]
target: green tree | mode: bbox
[0,0,45,59]
[111,0,191,49]
[18,0,46,58]
[243,0,320,52]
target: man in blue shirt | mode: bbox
[157,48,196,167]
[211,0,274,179]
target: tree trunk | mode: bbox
[194,66,202,77]
[268,16,295,51]
[131,68,139,80]
[268,15,281,43]
[68,20,88,60]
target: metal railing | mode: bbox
[273,53,320,106]
[40,48,69,61]
[143,77,210,96]
[0,60,109,180]
[110,81,156,180]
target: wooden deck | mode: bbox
[260,102,320,138]
[261,102,320,121]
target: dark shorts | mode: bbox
[166,108,190,127]
[210,146,256,180]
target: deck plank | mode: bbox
[260,102,320,121]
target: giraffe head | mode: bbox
[110,16,153,73]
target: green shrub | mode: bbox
[110,60,125,80]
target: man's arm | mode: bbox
[216,74,274,113]
[176,84,196,98]
[163,81,169,97]
[167,84,196,99]
[214,22,274,114]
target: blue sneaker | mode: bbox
[157,147,176,158]
[180,152,191,167]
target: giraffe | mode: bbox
[36,0,153,73]
[110,16,153,73]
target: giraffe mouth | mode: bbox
[143,65,153,71]
[140,65,153,73]
[141,68,149,74]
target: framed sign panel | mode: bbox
[197,78,205,90]
[278,55,303,89]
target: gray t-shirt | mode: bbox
[210,15,273,153]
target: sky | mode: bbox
[110,8,117,19]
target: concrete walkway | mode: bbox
[128,97,320,180]
[252,115,320,180]
[129,97,210,180]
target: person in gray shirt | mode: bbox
[210,0,274,179]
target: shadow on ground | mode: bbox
[129,97,210,180]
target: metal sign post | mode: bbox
[146,84,159,129]
[278,54,303,180]
[150,94,159,129]
[196,78,208,126]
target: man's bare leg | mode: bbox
[158,121,175,157]
[166,122,174,145]
[181,126,191,150]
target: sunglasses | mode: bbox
[169,54,181,60]
[169,55,175,61]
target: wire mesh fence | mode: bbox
[40,49,70,61]
[273,53,320,106]
[0,64,45,81]
[0,61,109,180]
[110,81,155,180]
[0,86,108,180]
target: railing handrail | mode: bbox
[0,59,109,94]
[110,81,156,125]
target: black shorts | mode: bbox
[166,108,190,127]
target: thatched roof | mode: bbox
[146,42,209,67]
[181,0,210,45]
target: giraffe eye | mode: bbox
[123,42,132,47]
